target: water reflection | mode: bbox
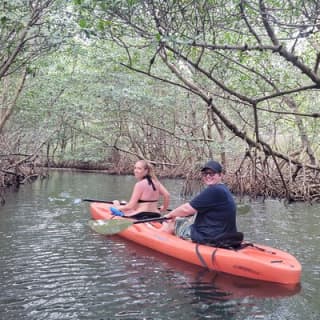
[103,237,301,320]
[122,239,301,300]
[0,171,318,320]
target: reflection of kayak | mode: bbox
[89,202,302,285]
[121,239,301,299]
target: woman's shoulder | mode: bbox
[138,177,150,183]
[137,177,160,190]
[135,178,149,188]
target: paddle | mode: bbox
[82,198,171,212]
[237,203,251,215]
[88,216,169,235]
[82,198,251,214]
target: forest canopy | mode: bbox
[1,0,320,202]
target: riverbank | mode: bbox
[1,158,320,204]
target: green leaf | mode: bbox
[97,19,105,31]
[0,16,8,24]
[73,0,84,5]
[78,18,87,28]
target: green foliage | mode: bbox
[3,0,320,170]
[10,39,193,163]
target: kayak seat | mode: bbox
[195,232,245,269]
[131,212,161,220]
[200,232,244,250]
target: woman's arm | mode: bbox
[114,182,142,212]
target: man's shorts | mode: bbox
[175,217,192,239]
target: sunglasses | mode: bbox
[201,171,217,177]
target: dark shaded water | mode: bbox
[0,170,319,319]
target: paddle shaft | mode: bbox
[82,199,113,204]
[83,199,250,214]
[132,216,169,224]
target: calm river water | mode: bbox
[0,170,319,320]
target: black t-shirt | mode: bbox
[189,183,237,242]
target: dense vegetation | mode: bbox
[1,0,320,203]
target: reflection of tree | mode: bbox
[75,1,320,201]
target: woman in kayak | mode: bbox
[108,160,170,217]
[160,160,237,243]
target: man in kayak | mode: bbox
[160,160,237,243]
[108,160,170,217]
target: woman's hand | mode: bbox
[159,205,167,213]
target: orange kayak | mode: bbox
[89,202,302,285]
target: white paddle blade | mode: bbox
[88,219,133,235]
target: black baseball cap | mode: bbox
[201,160,222,173]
